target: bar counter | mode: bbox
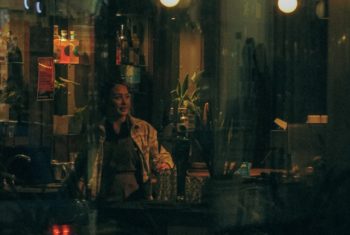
[0,168,318,235]
[93,168,315,234]
[96,200,209,234]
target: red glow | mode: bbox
[50,224,72,235]
[52,225,60,235]
[62,225,71,235]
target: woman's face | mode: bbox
[110,84,131,118]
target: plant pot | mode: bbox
[176,107,196,133]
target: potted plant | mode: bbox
[53,76,85,135]
[170,70,204,133]
[170,71,206,199]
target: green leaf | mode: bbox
[190,88,201,100]
[7,91,16,98]
[190,70,204,84]
[170,89,178,98]
[176,80,181,97]
[74,105,88,120]
[191,96,199,103]
[178,95,186,108]
[186,101,200,117]
[190,71,197,83]
[55,79,66,89]
[181,74,189,97]
[58,76,81,86]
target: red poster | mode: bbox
[37,57,55,101]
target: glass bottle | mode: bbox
[53,25,60,63]
[119,24,129,64]
[69,31,79,64]
[59,30,70,64]
[169,106,175,124]
[116,30,121,65]
[131,24,140,65]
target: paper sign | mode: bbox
[37,57,55,101]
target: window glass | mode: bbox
[1,0,350,234]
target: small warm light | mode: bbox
[160,0,180,8]
[337,35,347,44]
[278,0,298,14]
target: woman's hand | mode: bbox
[156,162,171,171]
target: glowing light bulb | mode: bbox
[160,0,180,8]
[278,0,298,14]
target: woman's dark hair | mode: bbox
[107,79,131,95]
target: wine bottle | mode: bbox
[120,24,129,64]
[131,24,141,65]
[116,30,121,65]
[53,25,60,63]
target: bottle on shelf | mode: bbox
[59,30,70,64]
[169,106,175,125]
[119,24,129,64]
[53,25,60,63]
[130,24,141,65]
[125,19,135,65]
[116,30,121,65]
[69,31,79,64]
[126,18,133,48]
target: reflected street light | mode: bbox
[160,0,180,8]
[278,0,298,14]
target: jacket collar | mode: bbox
[100,114,140,139]
[129,115,142,131]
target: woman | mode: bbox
[88,80,174,202]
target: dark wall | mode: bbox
[327,1,350,166]
[273,0,328,123]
